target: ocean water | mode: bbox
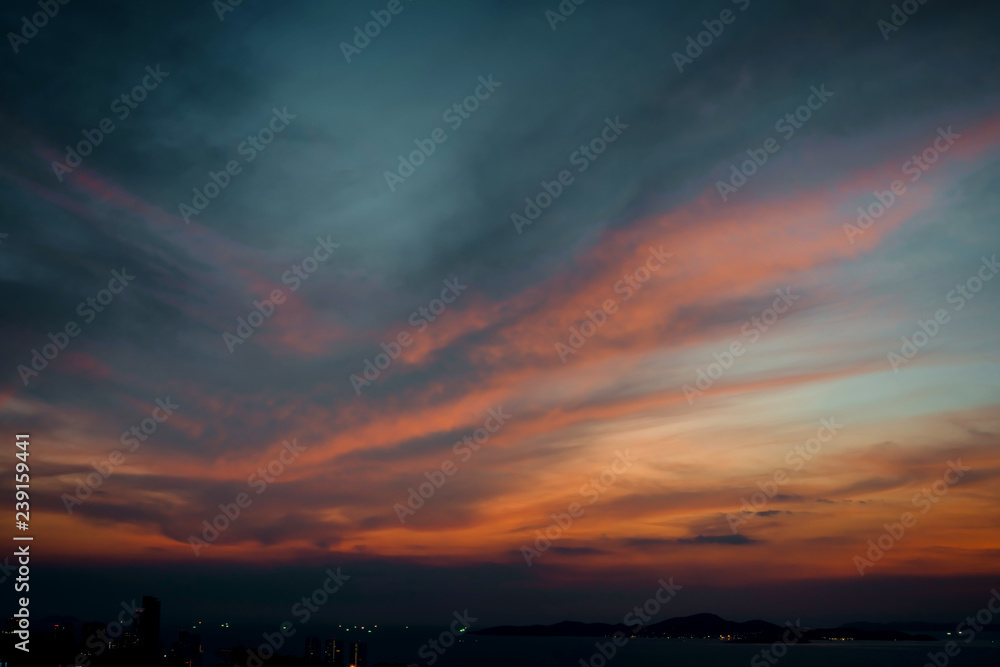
[196,626,999,666]
[416,634,1000,667]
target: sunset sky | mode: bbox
[2,0,999,629]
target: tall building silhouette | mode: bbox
[138,595,161,666]
[48,622,76,657]
[170,629,203,667]
[80,620,108,659]
[305,635,322,660]
[349,641,367,667]
[324,638,345,666]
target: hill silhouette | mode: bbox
[474,612,937,642]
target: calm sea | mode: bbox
[195,625,999,666]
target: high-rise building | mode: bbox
[138,595,161,666]
[171,629,203,667]
[349,641,367,667]
[324,638,345,666]
[305,635,322,660]
[80,620,107,657]
[49,621,74,642]
[48,622,76,656]
[121,618,141,651]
